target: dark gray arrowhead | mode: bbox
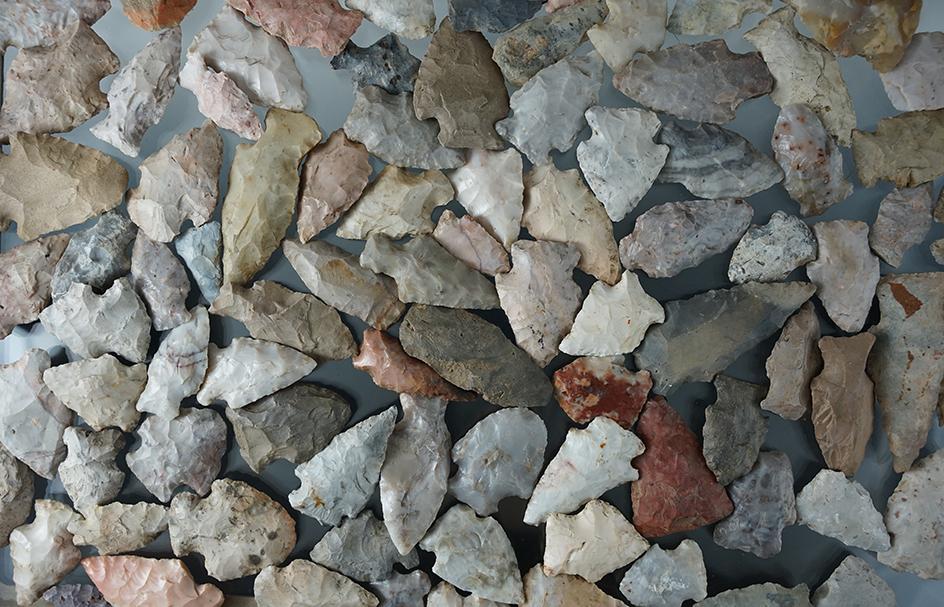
[51,211,136,299]
[448,0,543,33]
[331,34,420,94]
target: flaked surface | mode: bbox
[796,470,889,552]
[728,211,817,284]
[309,510,418,582]
[702,375,767,486]
[761,302,821,420]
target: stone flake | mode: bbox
[448,149,523,250]
[43,355,144,433]
[880,32,944,111]
[560,271,665,357]
[702,375,767,486]
[728,211,817,284]
[169,479,295,581]
[122,0,196,30]
[524,417,645,525]
[0,349,71,479]
[589,0,666,71]
[176,222,223,303]
[10,500,79,607]
[427,581,505,607]
[83,556,224,607]
[870,185,934,267]
[330,34,420,94]
[0,0,109,49]
[380,395,450,555]
[42,583,109,607]
[180,64,263,140]
[553,357,651,428]
[126,408,227,503]
[577,106,668,221]
[369,571,430,607]
[346,0,434,38]
[448,0,542,33]
[309,510,418,582]
[226,0,362,56]
[343,86,465,170]
[807,220,880,333]
[853,109,944,188]
[761,303,822,420]
[496,240,581,366]
[796,469,889,551]
[544,499,648,583]
[0,134,128,242]
[619,198,752,279]
[449,408,547,516]
[697,582,812,606]
[254,560,377,607]
[69,502,168,556]
[59,428,125,514]
[669,0,772,35]
[297,130,371,243]
[128,122,223,243]
[283,239,405,330]
[0,235,69,339]
[336,166,454,240]
[0,445,32,548]
[226,383,350,473]
[131,232,192,331]
[496,53,603,165]
[813,556,896,607]
[745,8,857,145]
[91,27,180,157]
[50,211,135,300]
[289,407,397,526]
[521,566,623,607]
[432,211,510,276]
[620,540,707,607]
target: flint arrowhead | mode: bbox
[131,231,192,331]
[51,211,135,300]
[58,428,125,516]
[761,302,822,420]
[880,32,944,111]
[588,0,666,71]
[309,510,418,582]
[331,34,420,94]
[869,185,934,267]
[796,469,889,552]
[448,0,542,33]
[84,556,223,607]
[254,561,377,607]
[43,355,144,433]
[346,0,434,38]
[0,235,69,339]
[521,566,624,607]
[697,582,811,606]
[728,211,817,284]
[69,502,168,556]
[432,211,510,276]
[620,540,707,606]
[702,375,767,486]
[10,500,79,607]
[176,222,223,303]
[0,446,32,548]
[669,0,772,35]
[553,357,652,429]
[226,0,362,56]
[813,556,896,607]
[448,148,524,250]
[0,0,109,49]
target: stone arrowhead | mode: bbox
[869,273,944,472]
[11,500,79,607]
[360,234,500,310]
[0,445,32,549]
[620,540,707,606]
[560,271,665,357]
[619,199,753,279]
[0,0,109,48]
[879,448,944,579]
[669,0,772,35]
[702,376,767,486]
[697,583,811,606]
[523,163,620,284]
[197,337,316,409]
[0,349,71,479]
[84,556,224,607]
[336,166,454,240]
[588,0,665,71]
[126,408,227,503]
[0,21,117,142]
[128,122,223,243]
[728,211,817,284]
[50,211,135,300]
[713,451,796,558]
[786,0,920,72]
[432,211,510,276]
[399,305,553,408]
[813,556,896,607]
[69,502,168,556]
[176,222,223,304]
[169,479,296,581]
[880,31,944,111]
[254,561,377,607]
[59,428,125,515]
[449,408,547,516]
[42,584,109,607]
[427,582,505,606]
[309,510,418,582]
[448,148,524,250]
[796,469,889,552]
[421,505,523,604]
[283,239,405,329]
[632,397,733,537]
[122,0,196,30]
[761,303,821,421]
[870,185,934,267]
[525,417,645,525]
[181,6,307,112]
[496,240,581,366]
[496,53,603,165]
[297,130,371,242]
[369,571,431,607]
[811,333,875,476]
[347,0,434,38]
[0,235,69,339]
[745,8,856,145]
[0,134,128,242]
[772,105,852,216]
[289,407,397,526]
[179,64,264,140]
[136,308,209,419]
[331,34,420,94]
[521,566,624,607]
[853,109,944,188]
[222,109,321,285]
[657,121,783,199]
[380,395,450,555]
[636,281,815,394]
[553,357,652,429]
[344,86,465,170]
[131,231,192,331]
[615,39,772,124]
[577,106,667,222]
[226,384,350,473]
[448,0,542,33]
[492,1,607,86]
[91,27,180,157]
[226,0,362,56]
[413,19,508,150]
[211,281,355,361]
[807,220,880,333]
[43,355,144,433]
[544,499,648,583]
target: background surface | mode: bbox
[2,0,944,603]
